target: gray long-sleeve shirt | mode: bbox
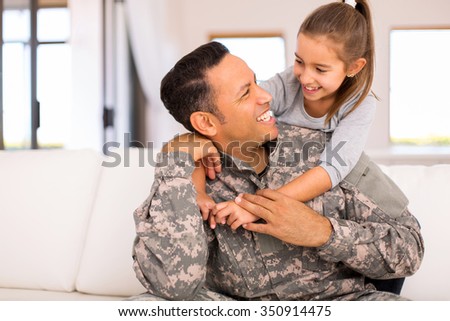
[260,66,376,187]
[132,124,424,300]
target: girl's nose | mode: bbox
[300,69,314,85]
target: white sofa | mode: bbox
[0,148,449,301]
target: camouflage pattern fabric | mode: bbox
[132,123,424,301]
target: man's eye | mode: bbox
[317,68,326,73]
[242,89,250,98]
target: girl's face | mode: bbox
[293,33,348,108]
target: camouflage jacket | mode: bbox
[132,123,424,300]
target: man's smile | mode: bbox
[256,110,274,122]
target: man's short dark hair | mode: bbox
[160,41,229,132]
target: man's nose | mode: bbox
[257,86,272,105]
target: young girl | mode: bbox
[197,0,377,229]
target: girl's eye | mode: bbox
[316,68,326,73]
[295,59,303,65]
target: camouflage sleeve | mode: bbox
[318,210,424,279]
[317,160,425,279]
[132,151,209,300]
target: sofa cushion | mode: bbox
[0,149,101,292]
[380,164,450,300]
[75,148,153,297]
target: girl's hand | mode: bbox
[211,199,260,231]
[196,191,216,228]
[162,133,219,164]
[200,154,222,180]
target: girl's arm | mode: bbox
[277,166,331,202]
[320,94,376,188]
[162,132,219,223]
[277,94,377,202]
[192,163,216,223]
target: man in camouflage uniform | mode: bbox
[131,42,424,301]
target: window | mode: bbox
[36,7,71,148]
[1,0,70,149]
[2,5,32,149]
[210,34,286,82]
[390,28,450,145]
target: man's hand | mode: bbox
[162,133,221,179]
[236,189,333,247]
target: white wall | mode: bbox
[69,0,103,150]
[171,0,330,66]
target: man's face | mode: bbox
[207,54,278,154]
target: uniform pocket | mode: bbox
[342,160,409,219]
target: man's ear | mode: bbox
[190,112,217,137]
[347,58,367,77]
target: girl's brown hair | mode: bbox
[299,0,376,124]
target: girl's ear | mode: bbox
[347,58,367,77]
[190,112,217,137]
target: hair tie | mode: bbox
[343,0,358,7]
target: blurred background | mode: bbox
[1,0,450,165]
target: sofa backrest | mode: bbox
[75,148,153,297]
[0,149,102,293]
[379,164,450,300]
